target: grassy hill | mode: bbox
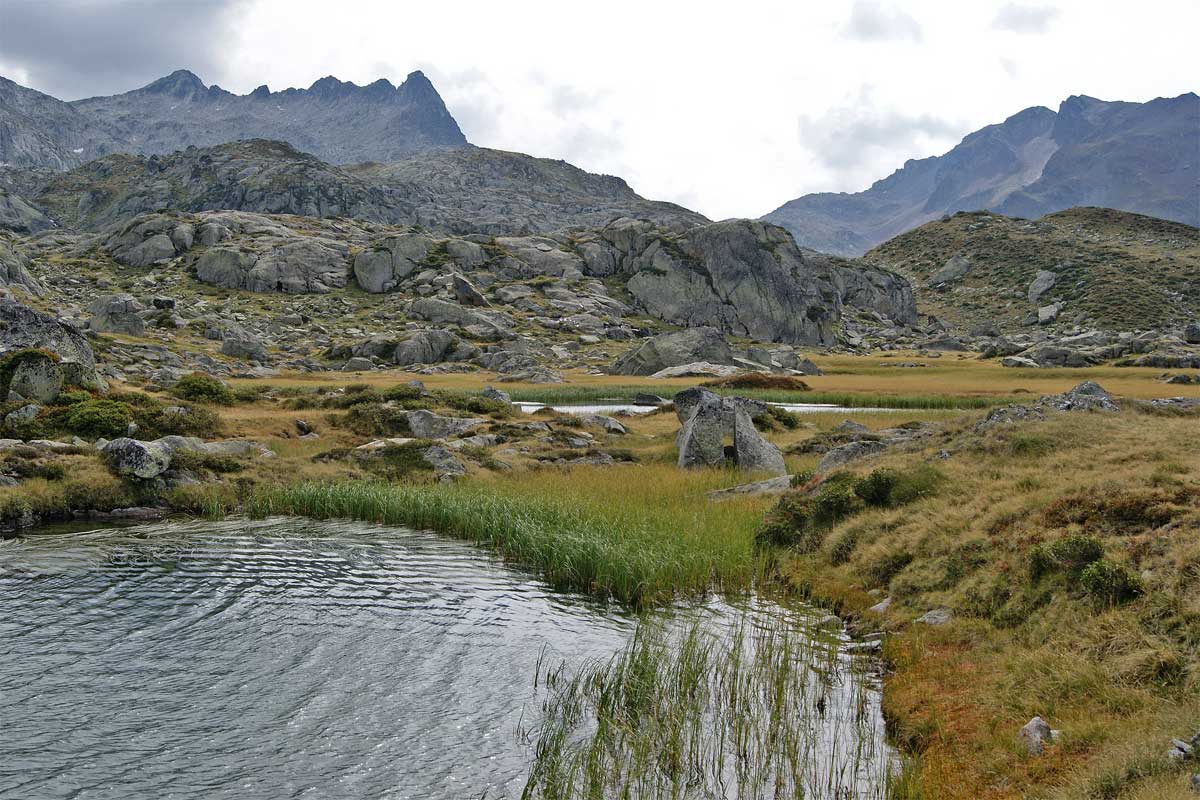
[863,207,1200,332]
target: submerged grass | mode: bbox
[243,466,769,607]
[521,606,894,799]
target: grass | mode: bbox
[242,464,772,608]
[769,408,1200,799]
[522,606,894,799]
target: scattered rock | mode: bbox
[481,386,511,404]
[102,438,172,479]
[705,475,792,499]
[1027,270,1057,303]
[1018,716,1054,756]
[915,608,953,626]
[404,410,485,439]
[649,362,741,379]
[609,327,735,376]
[868,597,893,614]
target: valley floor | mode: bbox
[4,354,1199,797]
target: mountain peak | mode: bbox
[141,69,207,97]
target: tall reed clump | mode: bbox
[520,608,895,799]
[244,470,764,607]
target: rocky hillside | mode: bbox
[0,206,925,389]
[863,207,1200,332]
[9,139,707,235]
[764,92,1199,256]
[0,70,465,169]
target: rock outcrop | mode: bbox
[0,299,102,389]
[673,388,786,475]
[610,328,735,376]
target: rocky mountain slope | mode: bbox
[864,207,1200,332]
[0,70,465,169]
[7,139,706,235]
[0,207,919,385]
[764,92,1199,256]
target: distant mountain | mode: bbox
[863,207,1200,332]
[20,138,707,234]
[764,93,1199,256]
[0,69,466,169]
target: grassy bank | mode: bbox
[765,408,1200,798]
[240,465,771,607]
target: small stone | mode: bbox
[1018,716,1053,756]
[915,608,953,626]
[868,597,892,614]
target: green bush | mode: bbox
[360,441,436,481]
[53,389,93,407]
[169,449,245,474]
[1079,559,1143,605]
[63,399,134,439]
[755,473,863,550]
[853,464,944,508]
[232,384,267,404]
[340,403,411,436]
[145,404,221,438]
[1029,534,1105,581]
[171,373,235,406]
[382,384,424,402]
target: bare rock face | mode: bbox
[0,236,46,296]
[674,388,786,475]
[0,299,102,389]
[609,327,735,376]
[195,238,349,293]
[353,234,431,293]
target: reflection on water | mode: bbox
[0,518,892,799]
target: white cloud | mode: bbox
[843,1,924,42]
[993,3,1061,32]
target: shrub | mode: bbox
[854,464,944,508]
[861,550,914,588]
[169,449,245,474]
[171,373,235,406]
[1079,559,1143,605]
[703,373,811,391]
[360,441,436,481]
[382,384,424,402]
[232,384,267,403]
[828,527,862,565]
[755,473,863,550]
[340,403,411,436]
[53,389,93,407]
[63,399,133,439]
[145,404,222,438]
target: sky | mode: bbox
[0,0,1196,220]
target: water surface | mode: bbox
[0,518,891,799]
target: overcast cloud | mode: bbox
[0,0,1195,219]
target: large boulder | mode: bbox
[5,351,63,403]
[1027,270,1057,303]
[928,255,971,287]
[392,330,480,367]
[87,293,146,335]
[353,234,431,293]
[220,326,269,362]
[403,410,485,439]
[1185,322,1200,345]
[0,299,102,389]
[103,438,172,479]
[674,389,786,475]
[609,327,735,376]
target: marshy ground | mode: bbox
[3,352,1198,798]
